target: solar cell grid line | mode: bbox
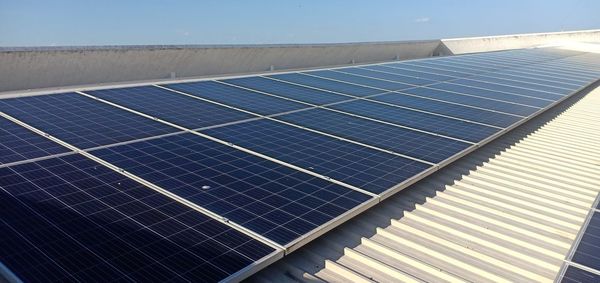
[303,70,416,91]
[0,154,277,282]
[560,265,600,283]
[400,87,540,117]
[450,79,566,100]
[221,76,351,105]
[326,100,501,143]
[508,65,600,82]
[202,119,433,194]
[89,133,373,245]
[368,92,521,128]
[361,65,458,81]
[84,85,261,129]
[488,52,600,71]
[161,80,311,116]
[267,73,385,97]
[274,108,471,164]
[532,62,600,77]
[0,93,178,149]
[331,67,437,86]
[0,116,70,166]
[428,83,555,108]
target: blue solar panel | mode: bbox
[222,76,351,105]
[363,65,456,81]
[268,73,384,97]
[90,133,371,245]
[465,76,575,95]
[276,108,470,163]
[409,60,498,73]
[304,70,415,91]
[401,87,539,116]
[328,100,500,142]
[0,154,275,282]
[451,79,565,101]
[384,62,470,77]
[203,119,431,194]
[162,81,308,115]
[335,67,437,85]
[0,117,69,165]
[561,265,600,283]
[571,212,600,271]
[86,86,255,129]
[474,72,583,89]
[429,83,553,108]
[369,93,520,128]
[0,93,177,149]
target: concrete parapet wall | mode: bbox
[0,41,438,93]
[1,29,600,93]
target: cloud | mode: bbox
[175,30,191,37]
[414,17,430,23]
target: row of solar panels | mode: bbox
[558,196,600,282]
[1,47,600,282]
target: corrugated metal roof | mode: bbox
[247,81,600,282]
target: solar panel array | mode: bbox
[2,47,600,282]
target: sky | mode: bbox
[0,0,599,46]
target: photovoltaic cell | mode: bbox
[276,108,470,163]
[0,116,69,165]
[401,87,539,116]
[0,154,275,283]
[304,70,415,91]
[203,119,431,194]
[476,72,582,89]
[328,100,500,142]
[90,133,371,245]
[222,76,351,105]
[86,86,255,129]
[571,212,600,271]
[0,93,177,149]
[162,81,308,115]
[560,265,600,283]
[429,83,553,108]
[335,67,437,86]
[369,92,520,128]
[268,73,387,97]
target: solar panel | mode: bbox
[86,85,257,129]
[89,133,372,245]
[400,87,540,116]
[203,118,431,194]
[327,100,500,142]
[275,108,470,163]
[304,70,415,91]
[428,82,554,107]
[0,116,69,165]
[0,93,177,149]
[368,92,521,127]
[268,72,384,96]
[570,212,600,271]
[222,76,351,105]
[333,67,437,86]
[2,47,600,282]
[0,154,276,282]
[162,81,308,115]
[560,265,600,283]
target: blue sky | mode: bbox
[0,0,599,46]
